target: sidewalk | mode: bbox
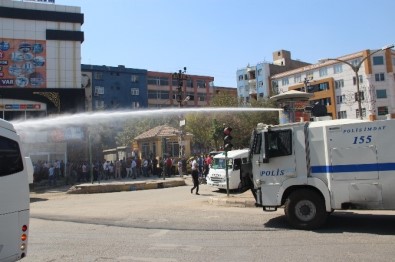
[31,175,257,208]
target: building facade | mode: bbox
[147,71,214,108]
[81,64,148,111]
[271,48,395,120]
[236,50,310,104]
[0,0,84,119]
[0,0,86,169]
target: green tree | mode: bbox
[115,116,179,147]
[185,93,279,151]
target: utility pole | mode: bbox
[172,67,187,107]
[172,67,188,161]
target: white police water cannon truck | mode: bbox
[249,118,395,229]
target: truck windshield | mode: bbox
[212,158,233,169]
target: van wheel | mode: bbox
[284,189,327,230]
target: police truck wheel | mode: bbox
[284,189,327,230]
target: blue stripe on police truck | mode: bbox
[311,163,395,173]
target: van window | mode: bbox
[0,135,23,176]
[233,158,241,170]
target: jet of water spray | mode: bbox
[12,107,281,132]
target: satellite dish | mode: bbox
[311,104,327,117]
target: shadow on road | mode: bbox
[264,211,395,235]
[30,197,48,203]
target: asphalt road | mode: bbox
[26,183,395,262]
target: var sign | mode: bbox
[0,79,14,86]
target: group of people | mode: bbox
[32,153,214,192]
[33,159,65,186]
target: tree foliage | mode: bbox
[115,115,179,147]
[184,93,279,151]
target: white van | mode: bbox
[206,149,251,190]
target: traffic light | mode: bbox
[223,127,233,152]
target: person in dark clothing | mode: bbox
[190,157,199,195]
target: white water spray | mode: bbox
[12,107,281,132]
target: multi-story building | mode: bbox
[0,0,86,165]
[236,50,310,104]
[81,67,216,110]
[81,64,147,111]
[271,48,395,120]
[147,71,214,108]
[0,0,85,119]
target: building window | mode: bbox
[131,75,139,83]
[95,100,104,109]
[373,56,384,65]
[131,88,139,95]
[294,74,301,83]
[319,67,327,77]
[187,79,193,88]
[351,58,361,67]
[186,92,194,101]
[376,89,387,99]
[196,80,206,88]
[132,102,140,108]
[94,86,104,95]
[142,142,150,158]
[257,69,262,75]
[198,94,206,101]
[167,141,179,157]
[336,95,345,104]
[281,78,289,86]
[147,77,159,85]
[377,106,389,116]
[238,75,244,81]
[337,110,347,119]
[375,73,385,81]
[160,77,169,86]
[148,90,169,99]
[353,75,363,85]
[319,83,329,91]
[333,64,343,74]
[335,79,344,89]
[94,72,103,80]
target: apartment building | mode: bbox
[271,48,395,120]
[236,50,310,104]
[81,64,147,111]
[147,71,214,108]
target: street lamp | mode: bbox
[319,44,394,119]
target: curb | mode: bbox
[66,178,186,194]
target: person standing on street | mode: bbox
[190,157,199,195]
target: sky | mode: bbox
[55,0,395,87]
